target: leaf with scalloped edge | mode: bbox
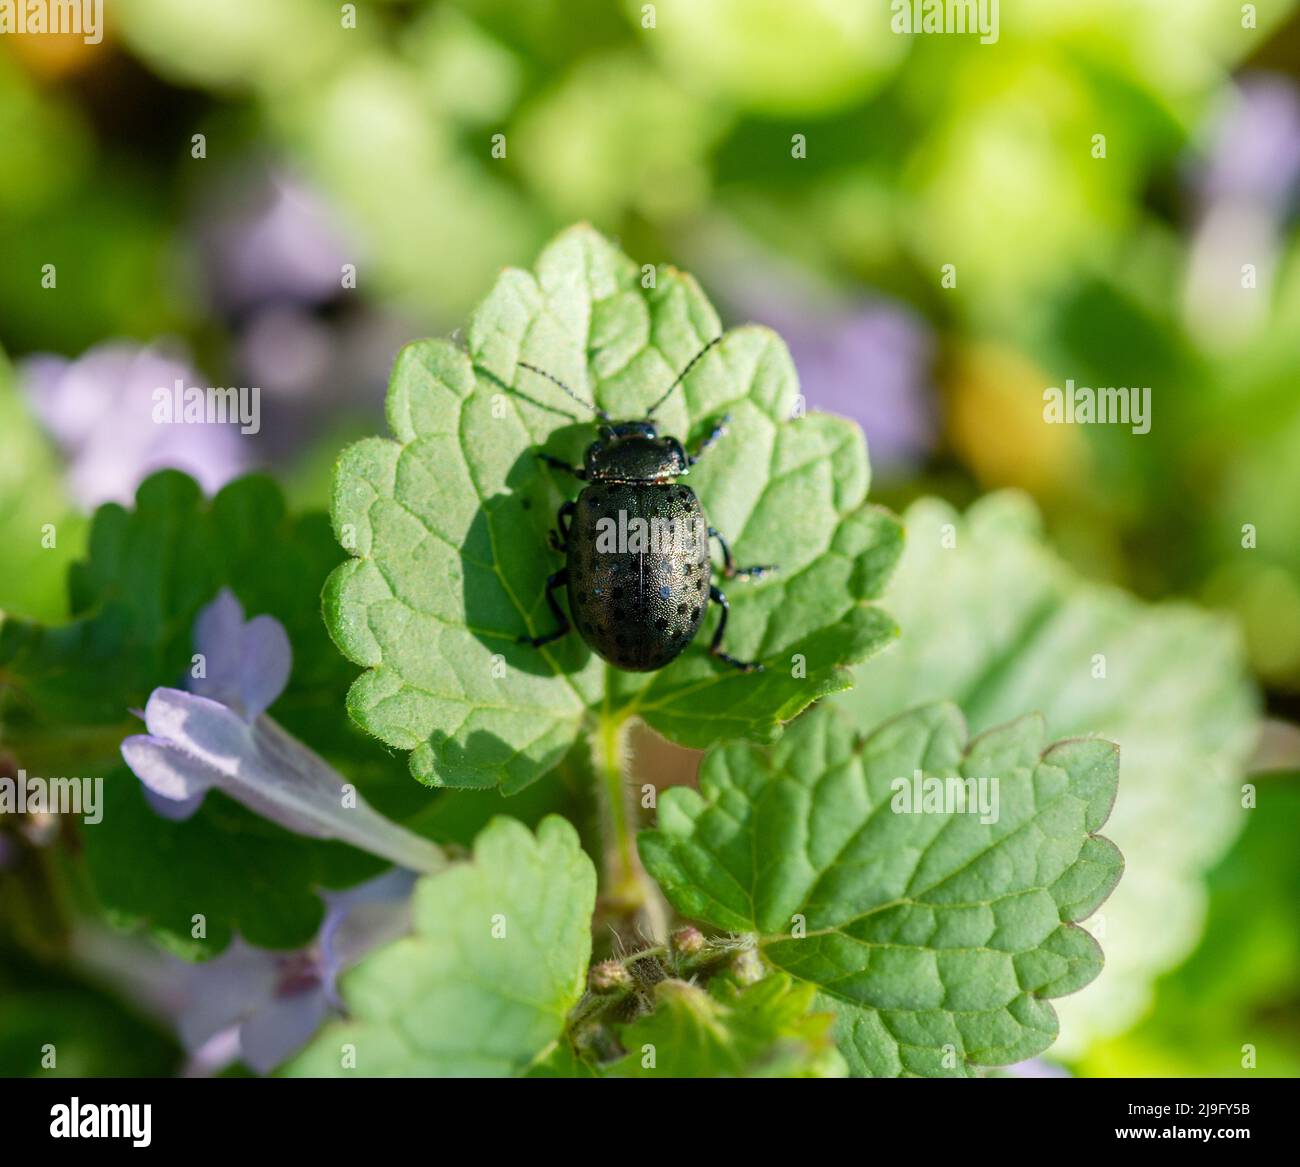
[834,492,1258,1053]
[324,224,902,792]
[639,701,1123,1077]
[283,815,596,1077]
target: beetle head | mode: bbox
[600,420,657,441]
[585,423,688,483]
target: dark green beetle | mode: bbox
[516,337,774,673]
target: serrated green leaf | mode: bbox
[0,471,497,955]
[639,702,1122,1077]
[284,815,596,1077]
[606,973,847,1078]
[834,492,1259,1052]
[325,224,902,792]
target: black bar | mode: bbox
[0,1076,1292,1152]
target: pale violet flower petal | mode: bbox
[176,939,281,1055]
[142,785,209,821]
[319,867,417,995]
[192,588,291,719]
[121,735,216,818]
[18,341,251,508]
[239,988,330,1075]
[123,688,445,874]
[171,868,417,1074]
[185,1028,243,1078]
[198,165,355,314]
[191,589,247,709]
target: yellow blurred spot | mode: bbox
[1204,563,1300,687]
[946,344,1086,497]
[2,27,111,81]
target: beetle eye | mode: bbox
[598,425,614,441]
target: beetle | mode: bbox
[515,336,775,673]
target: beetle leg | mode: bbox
[538,452,586,480]
[708,527,778,581]
[688,413,731,465]
[549,500,576,552]
[707,584,763,672]
[518,569,571,647]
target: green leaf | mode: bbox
[523,1041,601,1078]
[606,973,847,1078]
[833,492,1259,1051]
[639,702,1122,1077]
[85,764,379,956]
[284,815,597,1077]
[325,223,902,792]
[2,472,344,740]
[0,349,87,622]
[0,471,472,955]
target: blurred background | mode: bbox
[1,0,1298,1077]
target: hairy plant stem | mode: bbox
[590,712,668,942]
[564,939,744,1041]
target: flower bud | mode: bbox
[589,959,632,993]
[672,926,705,956]
[730,948,764,985]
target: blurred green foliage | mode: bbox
[1080,776,1300,1077]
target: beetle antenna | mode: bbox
[517,362,611,421]
[645,335,722,418]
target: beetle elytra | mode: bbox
[516,337,775,673]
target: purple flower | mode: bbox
[189,589,291,722]
[714,257,935,475]
[189,163,406,455]
[779,304,935,476]
[196,165,356,316]
[1184,74,1300,343]
[1196,74,1300,214]
[122,590,445,875]
[18,341,252,509]
[174,868,417,1075]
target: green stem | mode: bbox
[564,939,741,1040]
[597,714,634,893]
[590,712,667,939]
